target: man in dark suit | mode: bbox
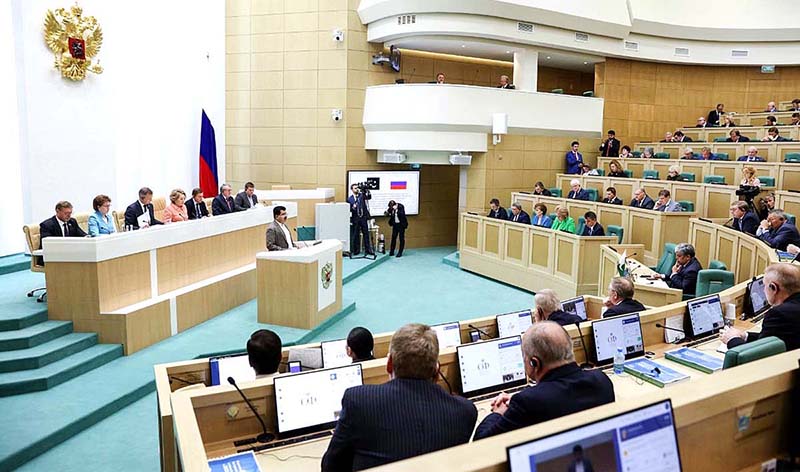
[673,131,692,142]
[497,75,515,89]
[567,179,590,201]
[234,181,259,210]
[246,329,282,380]
[186,188,209,219]
[602,277,646,318]
[707,103,724,126]
[509,202,531,224]
[602,187,623,205]
[565,141,583,174]
[473,321,615,440]
[660,132,674,143]
[762,127,792,142]
[790,99,800,112]
[124,187,163,229]
[265,205,294,251]
[737,146,765,162]
[722,263,800,351]
[38,201,87,264]
[598,130,620,157]
[348,183,373,255]
[757,210,800,251]
[322,323,477,471]
[385,200,408,257]
[695,117,711,128]
[727,130,750,143]
[211,184,237,215]
[729,201,759,236]
[649,243,702,297]
[487,198,507,220]
[629,188,655,210]
[533,290,583,326]
[568,445,595,472]
[581,211,604,236]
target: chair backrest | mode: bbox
[506,208,513,218]
[595,169,605,176]
[152,197,167,221]
[703,175,725,184]
[713,152,729,161]
[722,336,786,369]
[785,213,796,225]
[607,225,624,244]
[585,188,598,202]
[548,213,557,222]
[759,176,776,187]
[785,153,800,163]
[643,170,659,180]
[204,197,215,216]
[692,152,701,159]
[22,224,44,272]
[623,169,633,178]
[695,269,735,297]
[632,151,642,158]
[678,200,694,212]
[576,216,586,235]
[549,188,562,198]
[713,137,728,142]
[680,172,696,182]
[709,259,727,270]
[654,152,671,159]
[654,243,677,276]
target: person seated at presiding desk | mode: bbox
[738,146,765,162]
[487,198,507,220]
[234,181,259,210]
[721,263,800,351]
[581,211,604,236]
[186,187,209,219]
[741,166,762,188]
[762,126,792,142]
[598,129,620,157]
[567,179,590,200]
[630,188,655,210]
[346,327,375,363]
[607,159,626,178]
[533,181,551,196]
[509,202,531,224]
[322,323,477,471]
[124,187,163,229]
[707,103,725,126]
[211,183,237,215]
[247,329,282,380]
[532,203,552,228]
[757,210,800,251]
[619,145,632,159]
[533,290,583,326]
[666,165,683,181]
[727,130,750,143]
[603,277,646,318]
[729,201,759,236]
[550,206,575,234]
[565,141,584,175]
[435,72,445,84]
[88,195,116,237]
[497,75,515,89]
[655,189,683,212]
[265,205,296,251]
[648,243,702,297]
[473,322,615,440]
[162,189,189,224]
[602,187,623,205]
[40,200,87,240]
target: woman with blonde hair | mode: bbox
[740,166,761,188]
[163,189,189,223]
[607,159,626,177]
[550,206,576,234]
[666,165,682,181]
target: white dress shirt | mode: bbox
[278,222,294,249]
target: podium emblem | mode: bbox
[321,262,333,289]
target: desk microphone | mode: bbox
[573,322,594,369]
[655,323,684,334]
[227,377,274,443]
[467,324,491,340]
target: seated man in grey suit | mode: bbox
[234,181,259,210]
[265,205,295,251]
[322,323,477,471]
[655,189,683,212]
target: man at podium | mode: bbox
[266,205,295,251]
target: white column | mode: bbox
[458,167,468,213]
[513,49,539,92]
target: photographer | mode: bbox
[348,183,374,256]
[385,200,408,258]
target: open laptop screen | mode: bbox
[561,296,588,321]
[591,313,644,366]
[457,335,527,398]
[686,294,724,338]
[321,339,350,368]
[747,276,770,318]
[431,321,462,349]
[497,310,533,338]
[209,353,255,386]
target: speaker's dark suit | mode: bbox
[124,201,163,229]
[599,138,620,157]
[666,257,702,296]
[186,199,209,219]
[322,378,477,471]
[386,203,408,256]
[211,195,236,215]
[603,298,647,318]
[234,191,258,210]
[732,211,759,236]
[728,293,800,352]
[473,363,614,440]
[707,110,723,126]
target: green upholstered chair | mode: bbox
[585,188,599,202]
[551,88,564,94]
[506,208,513,218]
[651,243,677,276]
[548,213,557,223]
[582,90,594,97]
[678,200,694,212]
[713,137,728,142]
[595,169,605,176]
[623,169,633,178]
[722,337,786,369]
[695,269,735,297]
[549,188,562,197]
[632,151,642,158]
[643,170,659,180]
[680,172,696,182]
[784,153,800,163]
[576,217,586,235]
[692,152,702,159]
[654,152,671,159]
[607,225,624,243]
[709,259,727,270]
[712,152,729,161]
[703,175,725,184]
[759,176,776,187]
[786,213,796,225]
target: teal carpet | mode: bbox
[2,246,532,471]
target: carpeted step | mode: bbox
[0,254,31,276]
[0,320,73,352]
[0,308,49,332]
[442,251,460,268]
[0,333,99,373]
[0,344,123,396]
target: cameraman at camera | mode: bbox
[348,183,374,256]
[384,200,408,258]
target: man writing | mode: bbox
[629,188,655,210]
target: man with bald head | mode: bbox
[473,322,615,440]
[603,277,646,318]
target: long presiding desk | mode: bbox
[42,204,297,355]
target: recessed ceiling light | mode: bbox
[506,50,511,54]
[583,61,589,65]
[461,44,466,48]
[546,56,551,59]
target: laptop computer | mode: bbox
[561,296,588,321]
[320,339,350,368]
[209,353,255,386]
[431,321,462,349]
[496,310,533,338]
[591,313,645,366]
[744,276,770,319]
[684,294,725,340]
[456,335,527,400]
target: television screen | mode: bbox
[347,170,421,215]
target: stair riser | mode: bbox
[0,323,73,352]
[0,310,49,332]
[0,335,98,373]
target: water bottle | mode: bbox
[613,347,625,375]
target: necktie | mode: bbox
[227,198,232,211]
[63,222,68,237]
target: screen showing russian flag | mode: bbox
[347,171,420,215]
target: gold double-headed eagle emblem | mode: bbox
[43,4,103,81]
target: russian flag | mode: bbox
[390,181,407,190]
[199,109,219,197]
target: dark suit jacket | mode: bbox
[498,84,515,89]
[608,171,627,178]
[124,201,163,229]
[599,138,620,157]
[630,195,655,210]
[568,459,595,472]
[737,155,765,162]
[603,197,623,205]
[727,136,751,142]
[509,210,531,225]
[603,298,646,318]
[581,223,605,236]
[567,189,590,201]
[347,192,372,221]
[729,293,800,352]
[473,363,615,440]
[733,211,759,236]
[760,222,800,251]
[186,199,209,220]
[39,216,86,240]
[234,191,258,210]
[386,203,408,230]
[322,378,477,471]
[487,207,508,220]
[675,136,693,142]
[666,257,702,296]
[211,195,236,215]
[707,110,722,126]
[534,189,552,196]
[548,310,583,326]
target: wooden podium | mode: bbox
[256,239,343,329]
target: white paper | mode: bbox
[664,314,685,343]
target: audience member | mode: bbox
[666,165,683,181]
[533,182,551,196]
[660,132,673,143]
[759,193,776,221]
[655,189,682,212]
[473,321,614,440]
[673,130,692,142]
[234,181,259,210]
[550,206,575,233]
[757,210,800,251]
[790,99,800,112]
[247,329,282,379]
[346,327,375,363]
[212,184,237,215]
[641,147,655,159]
[729,201,759,236]
[266,205,295,251]
[764,115,778,127]
[497,75,515,89]
[699,146,714,161]
[509,202,531,224]
[322,323,477,471]
[532,290,582,325]
[607,159,626,177]
[532,203,552,227]
[487,198,508,220]
[565,141,584,174]
[435,72,445,84]
[163,189,189,223]
[740,166,762,188]
[791,113,800,126]
[581,211,604,236]
[599,130,620,157]
[738,146,765,162]
[695,117,709,128]
[187,188,209,219]
[602,187,623,205]
[681,148,697,160]
[707,103,724,126]
[726,130,750,142]
[619,145,632,158]
[722,115,737,128]
[649,243,702,297]
[765,101,778,113]
[721,263,800,351]
[567,179,590,200]
[88,195,116,237]
[602,277,646,318]
[630,188,655,209]
[124,187,163,229]
[762,127,791,142]
[579,163,600,176]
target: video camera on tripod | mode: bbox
[736,185,761,212]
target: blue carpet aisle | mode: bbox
[2,247,532,471]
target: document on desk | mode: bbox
[623,358,689,388]
[208,451,261,472]
[664,315,685,343]
[665,347,723,374]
